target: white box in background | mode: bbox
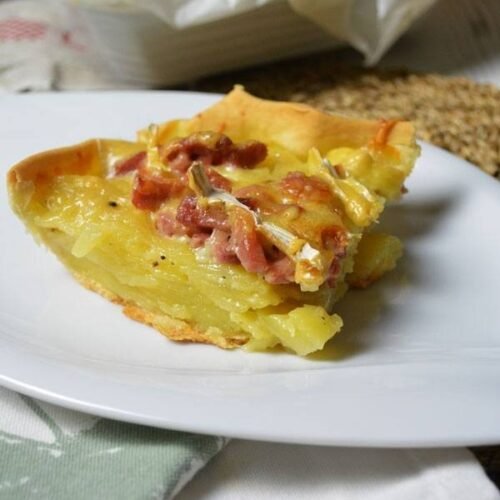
[76,0,341,87]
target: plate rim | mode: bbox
[2,90,500,448]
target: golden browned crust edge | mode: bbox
[7,139,102,189]
[156,86,417,158]
[71,271,247,350]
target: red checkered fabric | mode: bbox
[0,17,47,41]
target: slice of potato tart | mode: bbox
[7,87,419,355]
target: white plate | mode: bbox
[1,92,500,448]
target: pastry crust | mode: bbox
[7,86,418,352]
[8,140,102,188]
[72,272,246,349]
[156,86,416,157]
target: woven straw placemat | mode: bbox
[192,49,500,178]
[190,49,500,486]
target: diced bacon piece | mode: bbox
[264,255,295,284]
[166,150,192,175]
[280,172,332,204]
[176,195,229,232]
[156,208,212,248]
[206,229,238,264]
[322,226,349,285]
[228,141,267,169]
[156,209,189,237]
[229,208,268,274]
[205,166,232,191]
[174,196,197,231]
[190,232,210,248]
[161,132,267,174]
[132,167,185,211]
[322,226,348,254]
[114,151,146,176]
[161,132,232,174]
[327,259,342,285]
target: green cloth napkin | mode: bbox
[0,387,226,499]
